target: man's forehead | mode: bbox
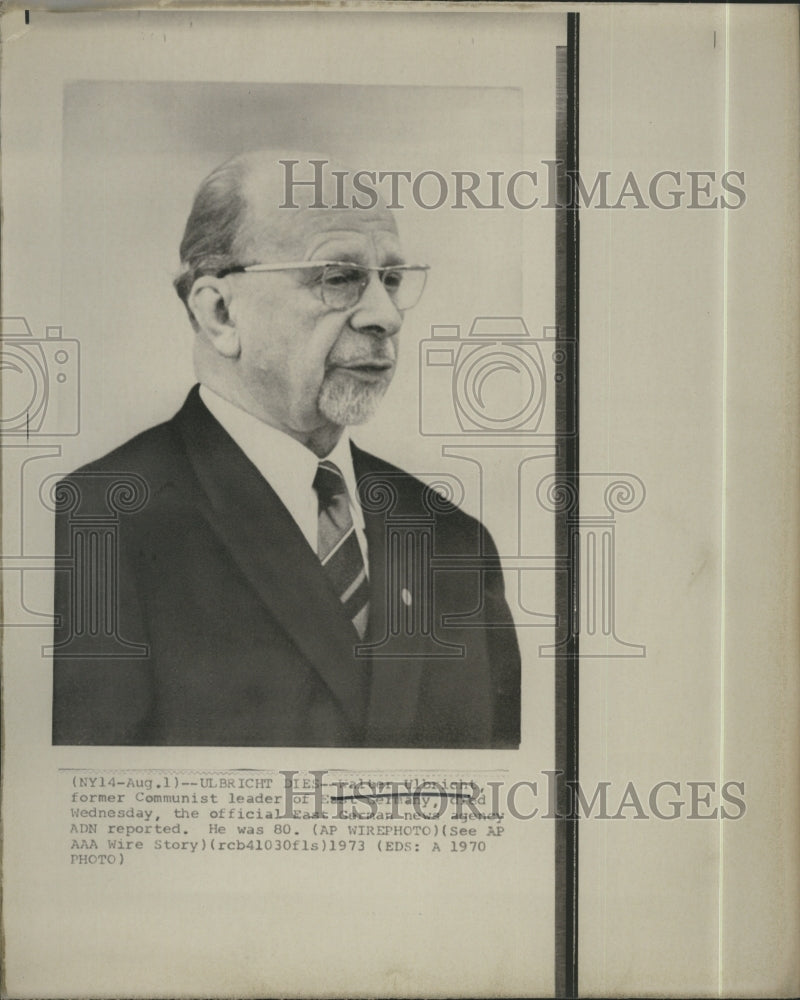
[249,203,400,260]
[239,159,400,259]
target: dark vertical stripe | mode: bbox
[554,12,580,999]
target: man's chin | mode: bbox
[318,371,391,426]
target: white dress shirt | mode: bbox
[199,385,369,571]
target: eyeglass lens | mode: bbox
[321,265,426,311]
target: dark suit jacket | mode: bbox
[52,386,520,748]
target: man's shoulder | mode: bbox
[351,444,490,540]
[352,445,440,505]
[62,386,204,483]
[70,420,179,477]
[57,409,190,515]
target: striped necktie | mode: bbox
[313,460,369,639]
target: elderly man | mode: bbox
[52,152,520,748]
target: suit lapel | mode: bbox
[172,388,369,730]
[352,445,425,742]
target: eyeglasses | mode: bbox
[217,260,429,311]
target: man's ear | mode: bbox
[187,276,241,359]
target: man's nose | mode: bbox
[349,273,403,338]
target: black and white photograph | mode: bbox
[1,5,798,998]
[41,14,571,756]
[49,94,546,749]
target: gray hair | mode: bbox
[173,156,251,326]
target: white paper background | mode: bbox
[2,9,566,998]
[2,4,798,998]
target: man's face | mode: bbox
[226,201,405,439]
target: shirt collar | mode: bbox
[198,385,363,531]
